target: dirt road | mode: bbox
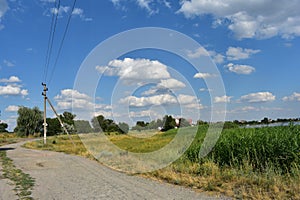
[1,141,227,200]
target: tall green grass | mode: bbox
[185,125,300,173]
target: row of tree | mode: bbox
[131,115,192,132]
[7,106,300,136]
[0,122,8,132]
[12,106,129,136]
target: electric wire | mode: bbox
[48,0,77,85]
[43,0,60,83]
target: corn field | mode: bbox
[185,124,300,173]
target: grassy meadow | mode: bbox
[24,125,300,199]
[0,132,23,146]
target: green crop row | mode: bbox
[184,125,300,173]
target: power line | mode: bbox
[43,0,60,83]
[48,0,77,85]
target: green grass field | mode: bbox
[24,125,300,199]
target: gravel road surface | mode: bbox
[1,141,228,200]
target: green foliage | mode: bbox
[178,118,191,128]
[91,115,129,134]
[15,106,43,137]
[261,117,270,124]
[74,120,93,133]
[223,121,240,129]
[118,122,129,134]
[162,115,176,131]
[60,111,76,125]
[47,118,61,136]
[60,111,76,134]
[0,122,8,132]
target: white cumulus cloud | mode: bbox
[54,89,93,110]
[157,78,186,90]
[96,58,170,84]
[225,63,255,75]
[0,76,21,83]
[5,105,20,112]
[51,6,70,15]
[193,72,216,79]
[240,92,275,103]
[282,92,300,102]
[187,47,225,64]
[178,0,300,40]
[120,93,199,108]
[226,47,260,60]
[0,85,28,97]
[120,94,177,107]
[214,95,232,103]
[186,47,209,58]
[3,60,15,67]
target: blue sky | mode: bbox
[0,0,300,130]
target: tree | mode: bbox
[91,115,106,132]
[60,112,76,125]
[118,122,129,134]
[261,117,269,124]
[0,122,8,132]
[15,106,43,137]
[46,118,61,136]
[178,118,191,128]
[60,111,76,134]
[162,115,176,131]
[74,120,93,133]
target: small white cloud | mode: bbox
[228,106,259,114]
[225,63,255,75]
[226,47,260,60]
[199,88,213,92]
[240,92,275,103]
[193,72,216,79]
[0,76,21,83]
[0,0,8,29]
[214,95,232,103]
[136,0,158,15]
[184,102,204,110]
[72,7,93,21]
[187,48,225,64]
[26,48,33,52]
[51,6,70,15]
[72,8,83,15]
[5,105,20,112]
[157,78,186,90]
[3,60,15,67]
[162,0,171,9]
[210,52,225,64]
[282,92,300,102]
[187,47,209,58]
[177,94,198,105]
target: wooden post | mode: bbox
[42,83,48,144]
[46,97,75,146]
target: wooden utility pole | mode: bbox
[42,83,48,144]
[42,83,74,146]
